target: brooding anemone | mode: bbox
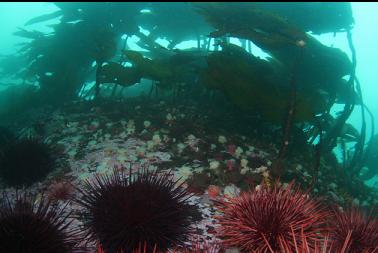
[76,168,198,253]
[0,193,79,253]
[0,137,58,187]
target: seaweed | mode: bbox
[200,43,328,122]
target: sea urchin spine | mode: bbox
[214,181,329,252]
[0,192,79,253]
[329,206,378,253]
[0,137,58,187]
[76,168,198,253]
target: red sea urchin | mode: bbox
[76,168,198,253]
[214,181,329,252]
[330,206,378,253]
[0,193,79,253]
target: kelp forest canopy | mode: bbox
[0,3,375,182]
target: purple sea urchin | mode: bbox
[76,168,198,253]
[0,193,79,253]
[0,137,58,187]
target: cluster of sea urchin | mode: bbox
[214,181,329,252]
[0,137,58,187]
[0,193,79,253]
[76,168,198,253]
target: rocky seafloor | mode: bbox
[1,97,377,251]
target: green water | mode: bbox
[0,3,377,252]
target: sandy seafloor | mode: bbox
[1,97,377,252]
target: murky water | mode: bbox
[0,3,377,252]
